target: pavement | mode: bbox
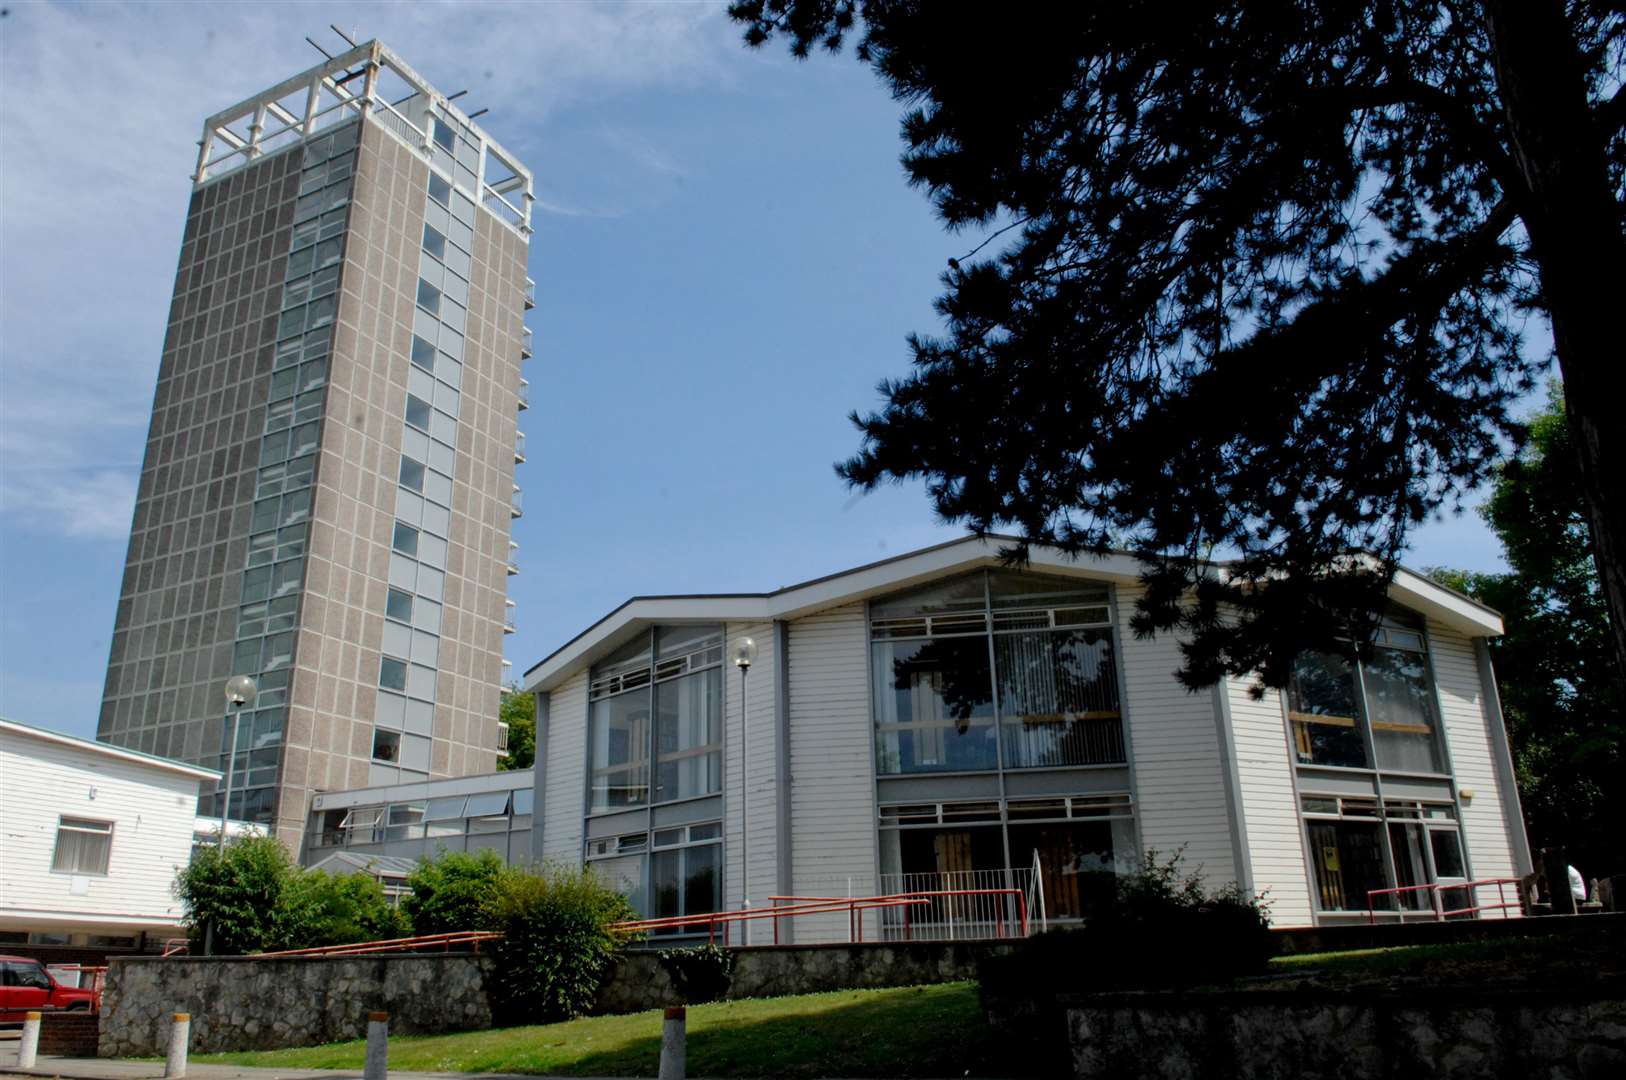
[0,1062,645,1080]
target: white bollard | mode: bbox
[658,1005,686,1080]
[363,1011,389,1080]
[164,1013,191,1078]
[17,1011,41,1068]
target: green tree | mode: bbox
[175,836,411,953]
[731,1,1626,689]
[499,685,536,770]
[175,835,296,954]
[402,849,508,935]
[1432,384,1624,876]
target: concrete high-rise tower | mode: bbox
[97,41,534,844]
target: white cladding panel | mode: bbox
[541,670,588,863]
[1226,680,1314,926]
[1115,583,1238,888]
[1430,620,1519,906]
[723,622,778,925]
[0,730,204,931]
[787,603,876,943]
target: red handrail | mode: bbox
[769,889,1030,944]
[612,896,930,946]
[1365,877,1522,924]
[251,930,502,958]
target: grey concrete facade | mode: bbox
[98,43,533,845]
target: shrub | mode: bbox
[487,863,638,1024]
[403,849,507,935]
[175,836,411,953]
[175,835,300,954]
[658,944,735,1003]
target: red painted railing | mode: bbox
[769,889,1031,944]
[251,930,502,958]
[611,896,932,946]
[1366,877,1522,924]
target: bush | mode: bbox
[658,944,735,1003]
[175,836,412,953]
[402,849,507,935]
[175,836,301,954]
[487,863,638,1024]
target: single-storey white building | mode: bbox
[519,535,1529,936]
[0,718,222,951]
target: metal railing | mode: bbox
[514,430,526,462]
[252,930,502,958]
[611,896,931,946]
[874,867,1035,941]
[1366,877,1523,923]
[771,888,1030,944]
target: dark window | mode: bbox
[386,588,414,623]
[405,394,432,431]
[872,636,996,774]
[379,657,407,692]
[410,335,436,372]
[422,224,446,261]
[428,172,451,207]
[1286,651,1368,769]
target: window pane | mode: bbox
[988,570,1109,610]
[871,573,987,621]
[1286,651,1368,768]
[372,728,401,763]
[416,278,441,315]
[411,334,436,371]
[422,224,447,260]
[997,628,1123,768]
[1386,822,1435,910]
[654,668,722,802]
[1362,646,1445,773]
[392,521,419,556]
[589,691,650,810]
[379,657,407,691]
[51,819,113,875]
[1307,820,1388,911]
[872,636,996,774]
[405,394,432,431]
[1429,829,1466,879]
[1005,819,1121,918]
[386,588,414,623]
[591,853,647,916]
[684,843,721,919]
[429,172,451,206]
[399,456,426,493]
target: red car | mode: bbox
[0,956,100,1022]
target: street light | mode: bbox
[733,636,757,943]
[218,675,258,848]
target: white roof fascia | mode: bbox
[1388,567,1504,636]
[0,718,220,781]
[525,536,1146,693]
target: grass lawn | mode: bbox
[194,981,1025,1078]
[1267,926,1623,986]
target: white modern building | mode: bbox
[0,718,221,950]
[299,535,1531,937]
[521,536,1530,936]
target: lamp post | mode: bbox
[733,636,757,944]
[218,675,258,848]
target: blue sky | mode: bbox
[0,1,1515,740]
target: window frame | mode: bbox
[51,816,114,876]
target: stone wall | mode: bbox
[40,1012,100,1057]
[595,941,1009,1015]
[1064,984,1626,1080]
[98,954,494,1057]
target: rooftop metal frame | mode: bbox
[194,40,534,237]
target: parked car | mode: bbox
[0,956,100,1022]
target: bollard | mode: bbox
[363,1011,390,1080]
[17,1011,41,1068]
[658,1005,686,1080]
[165,1013,191,1078]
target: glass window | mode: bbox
[651,841,721,930]
[1430,828,1466,879]
[996,627,1122,768]
[429,172,452,206]
[386,588,414,623]
[1286,651,1368,769]
[1306,820,1388,911]
[405,394,432,431]
[431,117,456,152]
[399,456,425,493]
[51,818,113,875]
[465,791,511,817]
[416,279,441,315]
[392,521,419,557]
[1386,821,1436,911]
[422,224,447,261]
[1362,646,1445,773]
[372,728,401,763]
[385,802,424,841]
[654,667,722,802]
[589,690,650,811]
[873,636,996,774]
[379,657,407,692]
[410,334,436,372]
[1005,818,1130,918]
[590,853,647,916]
